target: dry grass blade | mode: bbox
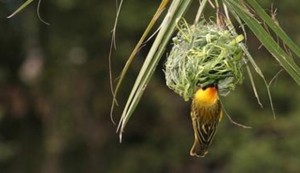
[116,0,192,141]
[109,0,170,124]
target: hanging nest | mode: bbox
[165,19,245,101]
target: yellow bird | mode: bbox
[190,84,223,157]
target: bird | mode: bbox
[190,84,223,157]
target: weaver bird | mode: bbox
[190,84,223,157]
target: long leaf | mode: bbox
[117,0,192,141]
[224,0,300,85]
[246,0,300,59]
[110,0,170,123]
[7,0,34,18]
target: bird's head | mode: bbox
[194,84,218,106]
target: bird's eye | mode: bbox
[202,82,218,90]
[213,82,219,89]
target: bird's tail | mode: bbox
[190,137,209,157]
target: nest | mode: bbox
[165,19,245,101]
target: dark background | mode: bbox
[0,0,300,172]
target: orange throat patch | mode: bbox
[194,87,218,106]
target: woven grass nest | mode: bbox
[165,19,245,101]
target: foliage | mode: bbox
[114,0,300,141]
[1,0,300,173]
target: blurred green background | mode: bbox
[0,0,300,173]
